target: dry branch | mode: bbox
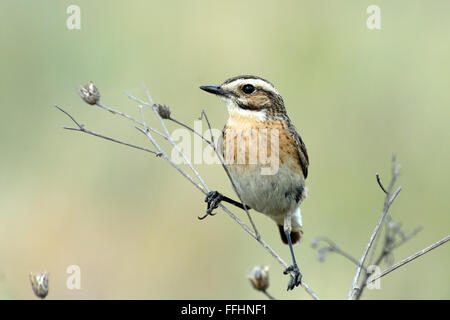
[348,156,402,299]
[366,234,450,285]
[310,155,447,300]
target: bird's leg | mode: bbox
[282,216,302,290]
[198,190,250,220]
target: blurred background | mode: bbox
[0,0,449,299]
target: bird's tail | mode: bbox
[278,225,302,245]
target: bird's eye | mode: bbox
[242,84,255,94]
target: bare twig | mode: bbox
[389,226,423,252]
[348,156,401,300]
[55,105,161,156]
[367,174,390,266]
[141,85,209,192]
[92,99,167,139]
[311,237,365,270]
[354,221,422,300]
[169,117,213,146]
[366,234,450,285]
[376,173,388,194]
[348,155,433,300]
[263,291,275,300]
[199,109,215,146]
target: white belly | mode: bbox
[228,163,305,225]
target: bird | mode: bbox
[199,75,309,290]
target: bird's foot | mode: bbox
[198,191,223,220]
[283,264,302,290]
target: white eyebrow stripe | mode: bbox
[223,78,279,95]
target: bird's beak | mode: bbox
[200,85,229,97]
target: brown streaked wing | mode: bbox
[286,121,309,178]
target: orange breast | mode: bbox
[223,116,303,175]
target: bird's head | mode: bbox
[200,75,286,121]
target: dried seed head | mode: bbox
[248,265,269,292]
[79,81,100,105]
[30,271,49,299]
[156,104,171,119]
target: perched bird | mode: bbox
[200,75,309,290]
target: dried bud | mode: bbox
[30,271,49,299]
[79,81,100,105]
[248,265,269,292]
[156,104,171,119]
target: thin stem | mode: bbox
[313,237,365,271]
[354,224,423,300]
[390,226,423,251]
[143,85,209,191]
[55,105,160,156]
[262,290,275,300]
[366,234,450,284]
[348,156,401,300]
[135,126,205,193]
[376,173,388,194]
[126,90,209,192]
[199,109,215,146]
[95,101,166,139]
[169,117,214,147]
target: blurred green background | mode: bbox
[0,0,449,299]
